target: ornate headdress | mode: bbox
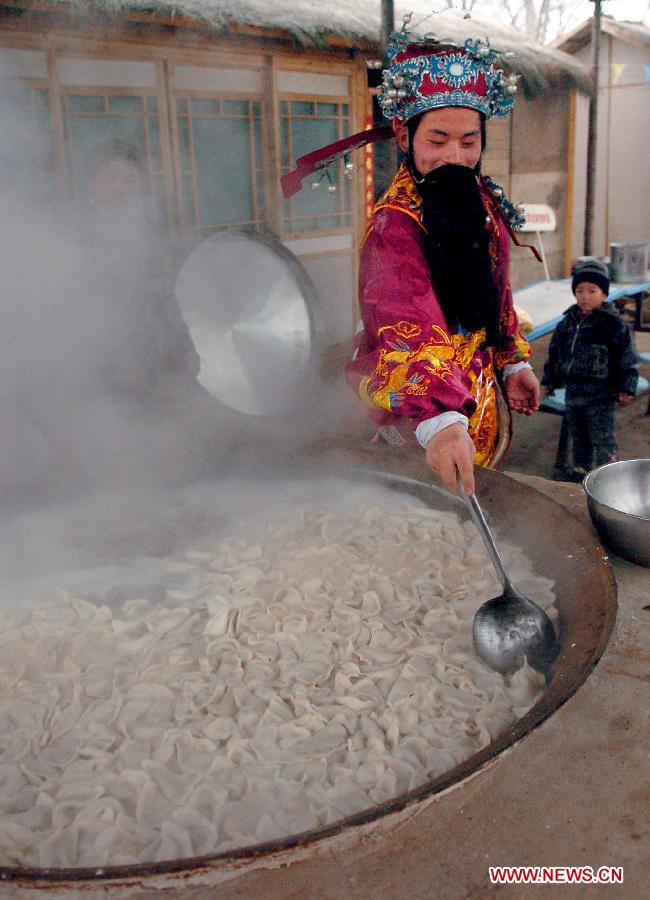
[378,31,518,123]
[282,25,521,199]
[280,25,534,245]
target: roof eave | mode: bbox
[0,0,377,50]
[0,0,591,94]
[554,16,650,53]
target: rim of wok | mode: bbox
[1,461,617,884]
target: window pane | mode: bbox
[191,98,220,116]
[292,216,318,233]
[177,115,190,170]
[147,96,158,113]
[256,172,265,220]
[108,95,142,114]
[292,175,339,220]
[280,116,290,169]
[175,95,265,230]
[153,173,167,221]
[223,99,248,116]
[192,116,252,227]
[288,101,313,116]
[32,89,53,172]
[66,94,104,114]
[254,116,263,171]
[318,214,341,228]
[67,115,145,184]
[32,88,50,114]
[290,116,337,162]
[182,174,195,223]
[176,97,188,114]
[283,101,351,233]
[148,116,160,165]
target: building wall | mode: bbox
[482,90,572,290]
[606,36,650,248]
[0,23,369,347]
[572,33,650,259]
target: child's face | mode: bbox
[575,281,607,313]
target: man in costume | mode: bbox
[346,32,541,496]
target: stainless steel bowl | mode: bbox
[583,459,650,566]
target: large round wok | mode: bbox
[2,444,616,896]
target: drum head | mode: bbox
[175,231,316,417]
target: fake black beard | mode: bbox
[415,163,502,348]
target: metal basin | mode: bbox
[583,458,650,567]
[1,446,617,896]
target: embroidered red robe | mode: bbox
[347,164,532,466]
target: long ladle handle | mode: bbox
[456,472,510,591]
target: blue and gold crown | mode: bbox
[378,31,518,122]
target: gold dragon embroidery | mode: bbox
[359,322,456,412]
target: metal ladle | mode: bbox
[457,474,560,678]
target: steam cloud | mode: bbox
[0,61,353,601]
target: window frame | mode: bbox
[58,83,169,223]
[4,76,54,193]
[0,38,366,252]
[170,88,267,235]
[279,92,353,239]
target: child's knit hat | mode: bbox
[572,258,610,296]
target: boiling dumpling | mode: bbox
[0,499,554,868]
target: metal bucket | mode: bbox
[1,446,617,897]
[610,242,648,283]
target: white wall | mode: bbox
[607,38,650,247]
[573,34,650,258]
[570,90,589,263]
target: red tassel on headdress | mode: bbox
[281,126,392,198]
[503,222,544,263]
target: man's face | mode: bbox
[395,107,482,176]
[87,158,143,210]
[575,282,607,314]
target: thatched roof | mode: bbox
[554,16,650,55]
[3,1,592,95]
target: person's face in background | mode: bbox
[394,107,482,176]
[87,158,143,211]
[84,156,153,272]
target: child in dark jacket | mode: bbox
[542,259,638,482]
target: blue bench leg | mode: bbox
[553,415,570,478]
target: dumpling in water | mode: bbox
[0,498,554,868]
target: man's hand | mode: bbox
[425,423,476,496]
[504,368,540,415]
